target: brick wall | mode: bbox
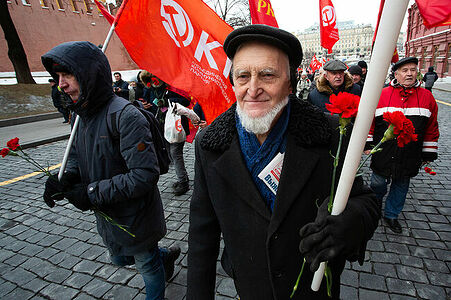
[0,0,137,73]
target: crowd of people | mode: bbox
[42,24,439,300]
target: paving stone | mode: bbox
[399,255,423,268]
[415,282,446,299]
[389,294,417,300]
[73,292,97,300]
[396,265,428,283]
[407,245,436,259]
[423,258,449,273]
[65,241,92,256]
[164,283,186,300]
[40,283,79,300]
[64,272,94,289]
[44,267,72,284]
[341,269,358,287]
[82,277,113,298]
[4,253,29,267]
[52,237,78,250]
[373,263,396,277]
[426,271,451,287]
[411,229,440,240]
[359,273,386,291]
[217,277,237,297]
[384,242,410,255]
[96,264,119,279]
[340,285,358,299]
[104,285,139,300]
[370,252,400,264]
[2,287,34,300]
[358,289,390,300]
[0,281,17,297]
[36,234,62,247]
[107,267,136,284]
[2,267,36,286]
[73,260,103,275]
[18,243,44,256]
[22,277,50,293]
[386,278,416,296]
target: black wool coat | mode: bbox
[187,96,380,300]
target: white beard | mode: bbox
[236,97,289,135]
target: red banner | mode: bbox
[309,55,322,72]
[415,0,451,28]
[319,0,339,54]
[113,0,235,124]
[249,0,279,27]
[94,0,114,25]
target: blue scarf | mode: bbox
[236,102,290,212]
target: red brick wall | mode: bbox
[405,3,451,77]
[0,0,137,73]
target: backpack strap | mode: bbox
[107,96,132,139]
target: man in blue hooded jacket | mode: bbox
[41,41,179,300]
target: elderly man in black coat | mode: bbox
[187,25,380,300]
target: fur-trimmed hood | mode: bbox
[200,95,332,152]
[316,72,354,95]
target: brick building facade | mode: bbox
[0,0,137,73]
[405,3,451,78]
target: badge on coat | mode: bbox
[258,152,284,195]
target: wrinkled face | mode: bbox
[351,74,361,84]
[361,68,367,75]
[324,70,345,89]
[57,72,80,101]
[301,74,307,79]
[232,42,291,119]
[114,74,121,81]
[394,62,417,87]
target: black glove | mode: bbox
[60,172,81,190]
[299,198,364,272]
[64,184,92,211]
[43,175,65,208]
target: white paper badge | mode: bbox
[258,152,285,195]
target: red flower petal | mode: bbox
[383,111,417,147]
[1,148,10,158]
[7,137,20,151]
[326,92,360,119]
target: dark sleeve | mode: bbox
[187,134,221,300]
[87,105,160,206]
[193,103,206,121]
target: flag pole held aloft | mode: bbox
[310,0,410,292]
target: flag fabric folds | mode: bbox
[249,0,279,27]
[319,0,339,54]
[94,0,115,25]
[415,0,451,28]
[113,0,235,123]
[309,55,322,72]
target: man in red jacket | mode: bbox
[366,57,439,234]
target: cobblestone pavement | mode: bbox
[0,97,450,299]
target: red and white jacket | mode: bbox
[366,82,439,178]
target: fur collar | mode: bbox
[200,95,332,152]
[316,72,354,95]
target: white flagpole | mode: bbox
[311,0,410,291]
[57,22,115,180]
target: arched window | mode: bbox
[432,46,439,70]
[446,43,451,74]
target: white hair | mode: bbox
[236,97,289,135]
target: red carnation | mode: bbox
[325,92,360,119]
[1,148,10,158]
[429,171,436,176]
[424,166,432,173]
[382,111,418,147]
[7,137,20,151]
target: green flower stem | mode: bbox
[95,209,136,238]
[325,263,333,298]
[328,124,346,213]
[356,137,386,174]
[290,258,306,298]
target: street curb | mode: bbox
[0,112,61,128]
[20,134,69,150]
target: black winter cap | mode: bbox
[358,60,368,69]
[348,65,363,76]
[223,24,303,69]
[392,57,418,71]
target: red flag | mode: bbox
[94,0,114,25]
[372,0,399,63]
[114,0,235,123]
[319,0,339,54]
[249,0,279,27]
[309,55,322,72]
[415,0,451,28]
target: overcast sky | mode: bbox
[270,0,415,33]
